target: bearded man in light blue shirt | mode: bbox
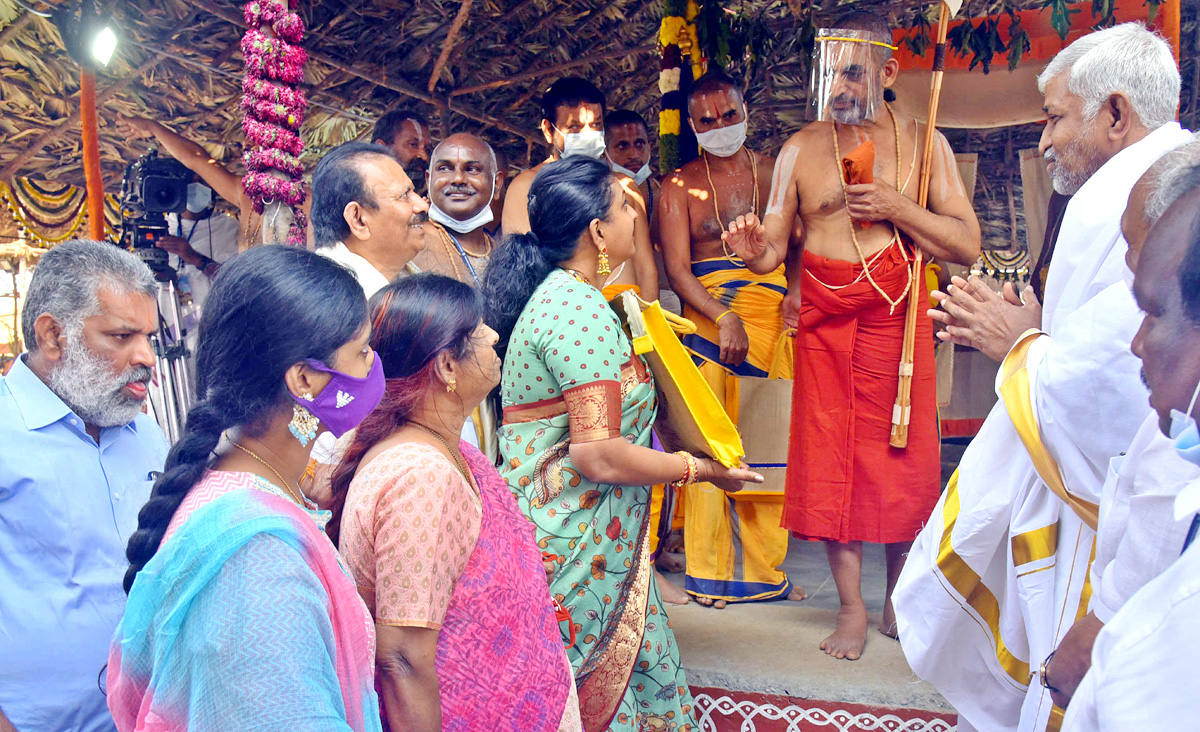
[0,241,168,732]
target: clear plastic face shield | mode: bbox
[810,28,896,125]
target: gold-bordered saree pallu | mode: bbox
[499,269,695,732]
[893,330,1098,732]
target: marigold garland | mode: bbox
[242,0,307,246]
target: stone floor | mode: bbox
[664,539,955,713]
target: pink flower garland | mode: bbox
[242,0,307,246]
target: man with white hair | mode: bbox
[893,23,1190,731]
[0,241,168,732]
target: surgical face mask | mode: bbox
[1169,378,1200,465]
[692,114,748,158]
[428,174,497,234]
[556,127,607,159]
[186,183,213,213]
[610,159,652,186]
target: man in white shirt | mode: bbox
[1041,139,1200,708]
[1061,163,1200,732]
[311,141,429,298]
[894,24,1190,731]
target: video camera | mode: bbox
[120,149,192,277]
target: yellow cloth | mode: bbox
[681,258,789,378]
[681,258,793,602]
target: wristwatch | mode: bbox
[1038,650,1060,694]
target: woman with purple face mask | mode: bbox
[109,246,385,732]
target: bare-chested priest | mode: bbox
[503,77,658,297]
[724,11,981,659]
[659,68,802,609]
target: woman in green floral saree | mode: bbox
[482,157,761,732]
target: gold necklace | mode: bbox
[231,441,306,507]
[704,148,759,260]
[828,102,912,314]
[410,422,473,486]
[561,268,593,286]
[436,224,492,283]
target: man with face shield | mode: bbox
[503,77,658,298]
[722,11,981,659]
[415,133,500,286]
[658,68,801,609]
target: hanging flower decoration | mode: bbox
[659,0,702,173]
[242,0,308,246]
[0,179,122,247]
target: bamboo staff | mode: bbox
[890,0,956,448]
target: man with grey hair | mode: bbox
[1060,163,1200,730]
[895,23,1191,731]
[0,240,168,732]
[1038,144,1200,712]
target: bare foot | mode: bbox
[820,604,868,660]
[656,552,685,574]
[879,596,898,639]
[693,595,728,609]
[655,570,691,606]
[664,532,685,555]
[787,584,807,601]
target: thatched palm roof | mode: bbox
[1,0,1196,252]
[1,0,1069,189]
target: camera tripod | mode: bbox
[144,268,194,444]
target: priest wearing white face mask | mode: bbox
[658,68,802,610]
[415,133,500,285]
[503,77,658,298]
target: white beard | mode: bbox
[48,328,151,427]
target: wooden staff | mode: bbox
[890,0,953,448]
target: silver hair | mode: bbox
[1147,136,1200,226]
[1037,23,1180,131]
[21,240,157,352]
[430,135,498,177]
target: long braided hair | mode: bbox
[122,246,367,593]
[327,273,481,546]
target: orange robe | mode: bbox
[782,244,940,543]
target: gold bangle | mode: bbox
[714,310,735,325]
[670,451,698,488]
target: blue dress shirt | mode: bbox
[0,356,168,732]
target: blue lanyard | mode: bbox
[445,230,481,285]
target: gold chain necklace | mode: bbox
[410,422,472,487]
[826,103,912,314]
[561,268,593,286]
[436,224,492,283]
[231,441,306,507]
[704,148,759,260]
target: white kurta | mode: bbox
[1090,412,1200,622]
[1061,478,1200,732]
[893,122,1193,732]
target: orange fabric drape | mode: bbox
[80,71,105,241]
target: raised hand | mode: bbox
[721,213,768,262]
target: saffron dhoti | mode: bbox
[784,244,940,544]
[681,257,793,603]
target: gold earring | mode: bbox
[597,246,611,278]
[446,377,457,393]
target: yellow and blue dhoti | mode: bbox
[680,257,794,603]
